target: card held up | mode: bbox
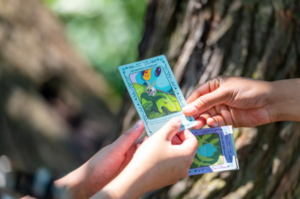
[119,55,197,136]
[189,126,239,176]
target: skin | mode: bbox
[91,118,198,199]
[55,121,145,198]
[55,119,197,199]
[183,76,300,128]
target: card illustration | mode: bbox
[130,67,181,120]
[119,55,197,136]
[189,126,239,176]
[191,133,224,169]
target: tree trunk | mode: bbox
[129,0,300,198]
[0,0,117,174]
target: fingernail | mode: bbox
[207,118,218,127]
[211,122,218,128]
[134,120,143,129]
[183,105,197,115]
[170,117,181,125]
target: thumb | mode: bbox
[176,130,198,156]
[154,118,182,141]
[183,88,227,116]
[113,120,144,153]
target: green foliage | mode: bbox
[133,83,181,119]
[191,133,224,169]
[43,0,147,92]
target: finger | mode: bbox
[197,112,211,120]
[176,130,198,155]
[186,78,221,104]
[207,105,233,127]
[193,111,211,129]
[207,116,226,127]
[113,120,144,153]
[171,134,183,145]
[193,117,206,129]
[155,117,182,141]
[219,105,233,125]
[135,138,144,145]
[183,89,228,116]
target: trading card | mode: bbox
[189,126,239,175]
[119,55,197,136]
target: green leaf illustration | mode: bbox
[198,162,213,167]
[132,83,181,119]
[193,158,201,165]
[210,138,220,145]
[215,155,224,165]
[197,153,215,162]
[198,139,204,147]
[202,134,212,140]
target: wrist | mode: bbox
[268,79,300,122]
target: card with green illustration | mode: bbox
[189,126,239,175]
[119,55,197,136]
[129,67,181,119]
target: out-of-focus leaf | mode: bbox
[43,0,147,93]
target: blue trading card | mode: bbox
[119,55,197,136]
[189,126,239,175]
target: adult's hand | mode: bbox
[92,118,198,199]
[183,76,300,128]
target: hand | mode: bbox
[92,118,198,199]
[183,76,274,128]
[55,120,145,198]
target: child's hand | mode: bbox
[55,120,145,198]
[183,76,274,128]
[93,118,198,199]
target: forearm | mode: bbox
[268,78,300,122]
[54,164,88,199]
[90,163,146,199]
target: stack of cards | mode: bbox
[119,55,239,175]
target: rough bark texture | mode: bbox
[0,0,117,174]
[131,0,300,198]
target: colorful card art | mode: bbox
[119,55,197,136]
[189,126,239,176]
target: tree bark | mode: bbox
[0,0,117,174]
[133,0,300,198]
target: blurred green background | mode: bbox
[44,0,147,94]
